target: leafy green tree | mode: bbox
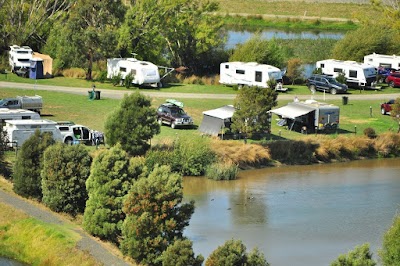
[160,238,204,266]
[331,25,398,62]
[379,215,400,265]
[231,86,278,138]
[229,34,286,69]
[286,58,304,84]
[83,144,144,244]
[118,0,224,74]
[206,239,269,266]
[44,0,125,79]
[104,92,160,156]
[121,165,195,265]
[330,243,376,266]
[41,143,91,216]
[12,131,55,199]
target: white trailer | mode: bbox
[219,62,283,88]
[107,58,161,87]
[364,53,400,70]
[0,108,40,124]
[316,59,376,88]
[0,95,43,114]
[9,45,33,72]
[3,119,63,148]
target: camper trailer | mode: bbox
[0,95,43,113]
[3,119,63,148]
[316,59,376,88]
[107,58,161,87]
[0,108,40,124]
[219,62,283,88]
[269,100,340,133]
[9,45,33,72]
[364,53,400,70]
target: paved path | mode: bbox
[1,81,399,102]
[0,188,130,266]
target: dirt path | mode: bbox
[0,188,131,266]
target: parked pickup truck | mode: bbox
[55,122,104,145]
[0,95,43,113]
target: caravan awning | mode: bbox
[269,103,315,119]
[199,105,235,136]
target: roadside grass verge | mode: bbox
[0,203,100,266]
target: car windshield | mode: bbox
[0,99,5,105]
[326,77,341,84]
[171,108,186,116]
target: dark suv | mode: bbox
[157,102,193,129]
[385,73,400,88]
[306,74,348,95]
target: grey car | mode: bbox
[306,74,348,95]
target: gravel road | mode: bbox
[0,188,130,266]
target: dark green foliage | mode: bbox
[145,136,216,176]
[111,73,122,86]
[160,238,204,266]
[232,86,278,138]
[97,70,108,83]
[390,97,400,123]
[379,215,400,266]
[206,239,269,266]
[264,140,318,165]
[330,243,376,266]
[266,78,277,90]
[104,92,160,156]
[336,72,347,85]
[12,131,55,200]
[41,143,92,216]
[332,25,398,62]
[83,144,144,244]
[124,72,134,88]
[230,34,285,69]
[121,165,195,265]
[363,127,377,139]
[0,125,7,164]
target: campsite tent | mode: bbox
[33,52,53,78]
[199,105,235,136]
[29,58,44,79]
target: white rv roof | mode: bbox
[0,108,37,115]
[5,119,56,126]
[9,45,33,52]
[225,62,281,71]
[364,53,400,60]
[318,59,374,69]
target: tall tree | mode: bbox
[41,143,92,216]
[121,165,195,265]
[379,215,400,265]
[104,92,160,156]
[118,0,224,74]
[231,86,278,138]
[44,0,125,79]
[83,144,144,244]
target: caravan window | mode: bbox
[379,63,391,68]
[131,69,136,75]
[22,116,30,120]
[349,70,357,78]
[236,69,245,75]
[225,65,229,69]
[255,71,262,82]
[320,63,325,68]
[333,68,343,73]
[119,67,127,72]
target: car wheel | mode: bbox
[330,88,337,95]
[381,108,386,115]
[64,137,73,145]
[389,81,395,88]
[171,122,176,129]
[309,85,316,94]
[158,118,163,125]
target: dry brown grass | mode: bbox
[62,68,86,78]
[176,74,221,86]
[374,132,400,157]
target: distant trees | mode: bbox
[83,144,144,244]
[231,86,278,138]
[206,239,269,266]
[13,131,55,200]
[330,243,376,266]
[41,143,92,216]
[121,165,195,265]
[286,58,304,84]
[104,92,160,156]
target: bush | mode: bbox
[124,72,134,88]
[265,139,318,165]
[111,73,122,86]
[330,243,376,266]
[41,143,92,216]
[160,238,204,266]
[379,215,400,266]
[205,161,238,180]
[363,127,377,139]
[96,70,107,83]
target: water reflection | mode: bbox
[183,158,400,265]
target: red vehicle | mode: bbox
[381,99,395,115]
[385,73,400,88]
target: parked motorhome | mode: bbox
[0,108,40,124]
[0,95,43,113]
[269,100,340,133]
[219,62,283,88]
[364,53,400,70]
[107,58,161,87]
[4,119,63,147]
[9,45,33,72]
[316,59,376,88]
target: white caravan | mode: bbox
[316,59,376,88]
[3,119,63,148]
[0,108,40,124]
[107,58,161,87]
[9,45,33,72]
[219,62,283,88]
[364,53,400,70]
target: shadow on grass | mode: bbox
[0,160,13,179]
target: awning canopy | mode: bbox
[202,105,235,119]
[269,103,316,119]
[199,105,235,136]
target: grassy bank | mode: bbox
[0,202,100,265]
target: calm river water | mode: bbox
[183,158,400,265]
